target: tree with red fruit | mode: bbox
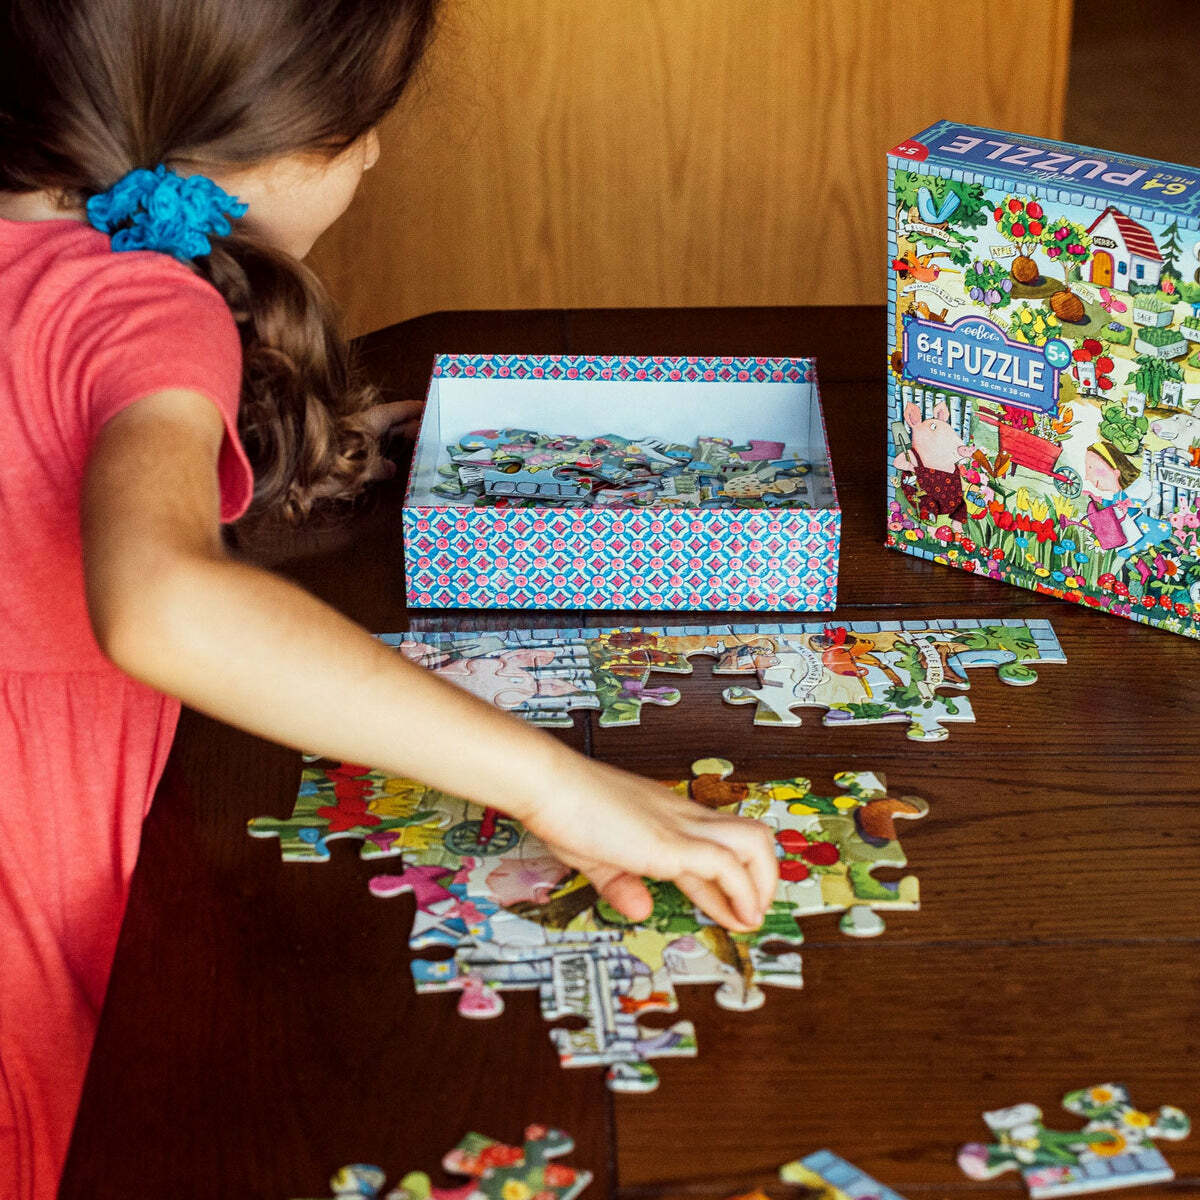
[1042,217,1093,323]
[993,195,1047,284]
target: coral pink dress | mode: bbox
[0,219,252,1198]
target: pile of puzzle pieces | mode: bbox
[294,1125,591,1200]
[430,428,815,509]
[385,618,1066,741]
[958,1083,1191,1198]
[251,758,929,1091]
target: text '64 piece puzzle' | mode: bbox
[888,120,1200,639]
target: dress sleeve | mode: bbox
[74,255,254,523]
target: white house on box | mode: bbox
[1086,206,1163,288]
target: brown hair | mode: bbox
[1089,440,1141,491]
[0,0,439,520]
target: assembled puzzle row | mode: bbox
[384,617,1066,741]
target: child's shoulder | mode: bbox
[0,217,230,327]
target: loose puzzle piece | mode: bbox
[294,1125,591,1200]
[379,619,1065,740]
[957,1083,1190,1198]
[777,1149,910,1200]
[253,759,928,1090]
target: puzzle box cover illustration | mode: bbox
[887,121,1200,639]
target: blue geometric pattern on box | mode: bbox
[432,353,817,384]
[404,505,840,611]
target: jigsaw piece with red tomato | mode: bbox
[292,1125,592,1200]
[749,767,930,938]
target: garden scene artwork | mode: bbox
[888,122,1200,638]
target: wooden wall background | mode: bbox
[310,0,1074,337]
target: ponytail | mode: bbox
[1,0,439,521]
[194,232,383,521]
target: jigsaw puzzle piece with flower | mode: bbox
[586,629,695,726]
[957,1083,1190,1198]
[247,763,450,862]
[292,1125,592,1200]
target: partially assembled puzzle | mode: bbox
[386,618,1065,741]
[294,1125,591,1200]
[958,1084,1190,1197]
[251,758,928,1091]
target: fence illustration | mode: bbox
[1144,446,1200,517]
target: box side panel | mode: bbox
[887,133,1200,640]
[403,506,839,612]
[890,121,1200,224]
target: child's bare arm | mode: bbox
[82,388,777,929]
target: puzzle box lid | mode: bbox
[890,120,1200,225]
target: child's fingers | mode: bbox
[591,869,654,922]
[697,815,778,913]
[678,838,764,930]
[360,399,425,440]
[675,872,757,932]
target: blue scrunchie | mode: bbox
[85,165,248,261]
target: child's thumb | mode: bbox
[590,869,654,922]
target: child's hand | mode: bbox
[516,757,778,932]
[312,400,425,496]
[361,398,423,444]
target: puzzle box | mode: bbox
[888,121,1200,639]
[403,353,840,611]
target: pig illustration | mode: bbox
[893,400,970,524]
[1151,410,1200,450]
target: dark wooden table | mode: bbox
[61,308,1200,1200]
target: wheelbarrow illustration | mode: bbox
[975,409,1081,497]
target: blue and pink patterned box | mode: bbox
[402,353,840,611]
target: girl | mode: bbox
[0,2,776,1193]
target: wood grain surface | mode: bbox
[61,307,1198,1200]
[308,0,1073,335]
